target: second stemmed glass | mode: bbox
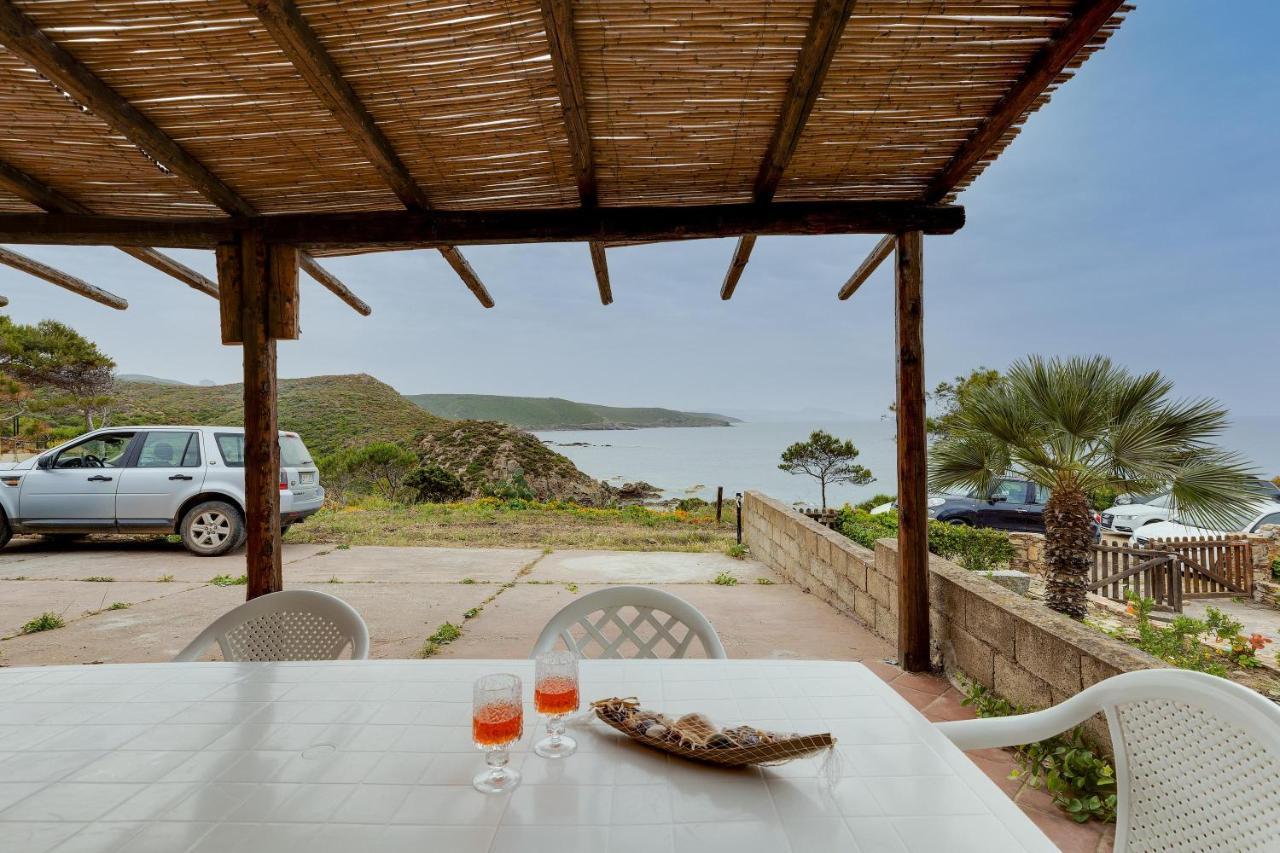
[533,651,580,759]
[472,673,523,793]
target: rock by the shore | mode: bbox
[614,481,663,503]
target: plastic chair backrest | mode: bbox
[173,589,370,662]
[530,585,727,659]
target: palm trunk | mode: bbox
[1043,484,1093,620]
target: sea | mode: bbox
[535,416,1280,508]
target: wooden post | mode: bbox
[216,231,299,600]
[715,486,724,523]
[894,230,929,671]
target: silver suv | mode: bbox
[0,426,324,556]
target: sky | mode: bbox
[1,2,1277,418]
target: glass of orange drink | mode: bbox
[472,673,523,793]
[533,651,580,759]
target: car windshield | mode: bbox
[1146,494,1172,509]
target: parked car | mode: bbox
[0,426,323,556]
[1131,501,1280,548]
[1099,493,1173,535]
[924,477,1049,532]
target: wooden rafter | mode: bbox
[835,0,1126,299]
[246,0,493,309]
[0,159,217,298]
[0,201,964,249]
[837,234,894,301]
[0,0,370,314]
[721,0,854,300]
[297,255,370,317]
[540,0,611,305]
[0,247,127,309]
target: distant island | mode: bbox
[405,394,739,431]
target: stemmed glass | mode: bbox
[534,650,580,759]
[472,673,523,793]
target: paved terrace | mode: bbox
[0,541,1110,851]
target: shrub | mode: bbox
[321,441,418,502]
[1088,486,1121,512]
[836,508,1014,572]
[1121,594,1266,674]
[854,493,895,513]
[405,464,466,503]
[482,471,535,502]
[963,681,1116,824]
[724,542,748,559]
[22,612,64,634]
[676,497,708,512]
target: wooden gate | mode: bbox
[1089,545,1181,611]
[1158,536,1253,598]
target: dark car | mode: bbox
[929,477,1051,533]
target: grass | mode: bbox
[106,602,130,611]
[157,574,174,583]
[287,496,738,552]
[21,612,64,634]
[210,574,248,587]
[755,577,775,585]
[724,543,748,559]
[713,571,738,586]
[81,576,114,583]
[419,621,463,658]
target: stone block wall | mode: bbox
[743,491,1164,727]
[1007,532,1047,576]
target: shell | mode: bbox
[645,724,669,740]
[722,726,763,747]
[670,713,718,749]
[706,733,735,749]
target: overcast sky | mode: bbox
[2,3,1277,417]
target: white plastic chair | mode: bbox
[937,669,1280,852]
[531,585,727,659]
[173,589,370,662]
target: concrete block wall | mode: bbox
[743,491,1164,726]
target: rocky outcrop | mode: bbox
[614,481,662,504]
[417,420,614,505]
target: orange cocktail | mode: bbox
[473,700,523,747]
[535,676,580,716]
[472,673,523,793]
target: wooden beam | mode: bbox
[926,0,1126,202]
[719,235,755,301]
[894,231,929,672]
[837,234,894,300]
[298,255,371,316]
[245,0,493,307]
[834,1,1123,300]
[0,201,963,249]
[0,3,370,311]
[0,247,127,309]
[0,159,218,298]
[540,0,612,304]
[719,0,854,298]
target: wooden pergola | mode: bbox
[0,0,1129,671]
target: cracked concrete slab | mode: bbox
[527,549,770,584]
[0,538,328,583]
[289,546,542,583]
[0,580,205,639]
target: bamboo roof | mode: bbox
[0,0,1129,221]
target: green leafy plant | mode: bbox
[676,497,708,512]
[81,576,114,583]
[209,573,248,587]
[713,571,738,586]
[405,464,467,504]
[419,621,463,658]
[1120,594,1266,674]
[461,577,476,585]
[106,601,130,611]
[963,682,1116,823]
[755,577,775,585]
[724,542,748,559]
[836,508,1014,572]
[1271,557,1280,581]
[21,612,64,634]
[482,472,535,503]
[463,607,481,620]
[157,574,174,583]
[565,583,579,593]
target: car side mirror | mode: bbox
[988,494,1007,504]
[36,454,51,469]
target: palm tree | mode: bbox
[929,355,1261,620]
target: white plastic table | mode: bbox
[0,659,1054,853]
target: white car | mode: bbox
[1131,501,1280,548]
[1099,493,1173,535]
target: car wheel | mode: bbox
[0,515,11,550]
[180,501,244,557]
[945,517,973,526]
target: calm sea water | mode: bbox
[536,416,1280,508]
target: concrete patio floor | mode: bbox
[0,538,1111,850]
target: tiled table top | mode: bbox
[0,659,1055,853]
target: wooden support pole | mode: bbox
[216,231,297,599]
[720,235,755,301]
[837,235,894,300]
[299,254,370,316]
[0,247,128,309]
[894,230,929,672]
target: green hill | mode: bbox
[113,374,445,458]
[406,394,737,430]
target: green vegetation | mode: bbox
[319,441,418,502]
[106,602,130,611]
[114,374,445,458]
[209,573,248,587]
[0,316,115,435]
[419,622,463,657]
[406,393,735,430]
[405,464,467,503]
[779,430,873,511]
[930,355,1259,619]
[287,497,736,552]
[724,542,748,559]
[836,508,1014,572]
[21,612,64,634]
[855,493,895,512]
[157,574,174,583]
[713,571,738,586]
[80,576,114,583]
[1114,594,1267,676]
[755,577,774,585]
[962,682,1116,824]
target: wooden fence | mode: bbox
[1089,536,1252,612]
